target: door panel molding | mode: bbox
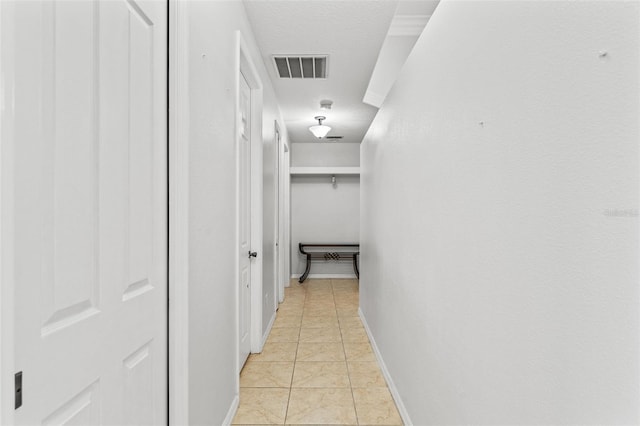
[2,1,167,424]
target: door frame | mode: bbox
[282,141,290,296]
[234,32,264,369]
[0,1,16,423]
[168,0,190,424]
[274,121,281,309]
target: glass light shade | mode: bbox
[309,124,331,139]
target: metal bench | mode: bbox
[298,243,359,283]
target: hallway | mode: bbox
[233,279,402,425]
[2,0,639,424]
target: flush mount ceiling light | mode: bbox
[309,116,331,139]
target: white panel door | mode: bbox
[238,73,252,369]
[274,122,281,308]
[10,1,167,424]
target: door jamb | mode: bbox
[169,0,190,424]
[0,1,16,423]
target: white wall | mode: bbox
[292,143,360,167]
[360,1,639,424]
[290,143,360,277]
[185,2,286,423]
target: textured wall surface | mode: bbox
[360,1,639,424]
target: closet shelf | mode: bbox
[289,166,360,176]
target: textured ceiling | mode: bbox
[243,0,398,143]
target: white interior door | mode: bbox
[10,1,167,424]
[238,72,252,369]
[274,122,281,310]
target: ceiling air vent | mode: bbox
[325,136,343,140]
[273,56,328,79]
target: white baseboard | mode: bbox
[290,273,357,280]
[359,308,413,426]
[260,310,276,352]
[222,394,239,426]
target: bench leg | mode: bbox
[353,254,359,279]
[299,254,312,283]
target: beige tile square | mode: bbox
[334,287,357,293]
[299,326,342,343]
[304,284,333,295]
[336,303,357,311]
[232,387,290,425]
[341,325,369,343]
[279,299,305,310]
[292,362,350,388]
[333,278,358,284]
[283,295,305,303]
[333,289,358,297]
[284,285,306,295]
[296,342,345,362]
[273,312,302,328]
[303,303,335,313]
[343,342,375,361]
[276,305,304,317]
[338,316,363,330]
[303,302,332,310]
[352,387,403,425]
[250,342,298,362]
[305,278,332,286]
[337,306,360,317]
[304,305,337,317]
[304,292,333,301]
[335,298,359,309]
[303,297,335,307]
[303,292,333,301]
[285,388,357,425]
[267,327,300,343]
[240,362,294,388]
[275,310,303,321]
[331,278,359,289]
[301,314,340,329]
[348,362,387,388]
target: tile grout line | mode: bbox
[333,279,361,426]
[284,282,306,425]
[240,280,365,425]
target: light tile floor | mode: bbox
[232,278,403,426]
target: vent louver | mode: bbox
[273,56,328,79]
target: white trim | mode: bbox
[169,0,190,424]
[291,273,357,280]
[235,30,264,365]
[363,89,386,109]
[261,311,276,350]
[289,166,360,176]
[387,14,430,37]
[222,395,240,426]
[0,2,16,423]
[359,308,413,426]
